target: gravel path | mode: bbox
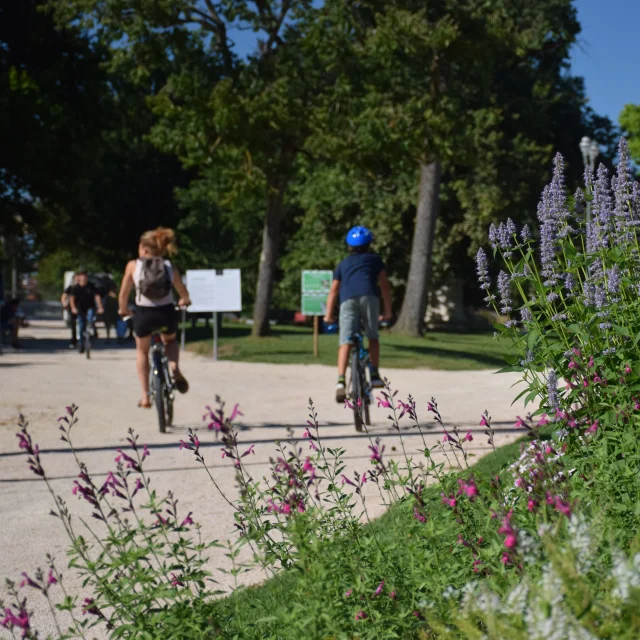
[0,320,527,637]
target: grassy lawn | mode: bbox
[184,322,510,370]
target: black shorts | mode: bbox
[133,305,178,338]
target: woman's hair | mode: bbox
[139,227,177,257]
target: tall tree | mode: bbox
[52,0,334,335]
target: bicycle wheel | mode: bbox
[362,367,371,426]
[351,349,364,432]
[85,326,91,359]
[163,362,174,427]
[153,371,166,433]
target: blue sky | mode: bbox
[570,0,638,125]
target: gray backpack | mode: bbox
[138,258,171,301]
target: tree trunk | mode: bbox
[252,177,288,337]
[393,159,442,337]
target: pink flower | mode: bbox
[463,430,473,442]
[142,444,150,460]
[181,512,194,527]
[457,534,469,547]
[504,534,517,549]
[546,492,555,505]
[376,397,391,408]
[341,474,356,487]
[427,402,436,413]
[583,379,589,388]
[472,559,482,573]
[373,581,385,597]
[47,568,57,585]
[229,403,243,422]
[458,477,479,500]
[302,457,315,473]
[568,359,578,369]
[537,414,549,427]
[587,355,594,368]
[625,364,632,375]
[440,493,456,508]
[500,553,510,565]
[442,432,451,443]
[554,497,572,518]
[178,440,193,450]
[413,507,426,523]
[355,610,367,621]
[2,607,30,633]
[515,477,524,488]
[390,590,397,600]
[527,499,538,512]
[241,445,255,458]
[19,572,39,590]
[514,416,526,429]
[170,573,184,587]
[586,420,599,434]
[634,397,640,411]
[369,445,384,464]
[345,589,352,598]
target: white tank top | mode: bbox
[133,259,174,307]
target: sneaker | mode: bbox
[335,381,346,403]
[69,342,77,350]
[371,376,384,389]
[173,370,189,394]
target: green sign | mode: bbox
[302,294,328,316]
[302,270,333,293]
[301,270,332,316]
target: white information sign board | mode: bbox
[186,269,242,313]
[184,269,242,360]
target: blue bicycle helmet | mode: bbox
[346,226,373,247]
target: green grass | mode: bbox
[184,322,510,370]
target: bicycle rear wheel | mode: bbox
[153,372,166,433]
[351,349,364,432]
[362,368,371,427]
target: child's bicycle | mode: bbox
[347,321,389,432]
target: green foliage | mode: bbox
[620,104,640,164]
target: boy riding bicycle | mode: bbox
[323,226,392,403]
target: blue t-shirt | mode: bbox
[334,253,385,303]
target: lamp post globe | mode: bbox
[579,136,591,166]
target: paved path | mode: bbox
[0,321,527,636]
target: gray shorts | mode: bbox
[339,296,379,345]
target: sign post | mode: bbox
[185,269,242,361]
[301,270,333,358]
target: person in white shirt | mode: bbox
[118,227,191,409]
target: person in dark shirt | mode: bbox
[1,298,22,349]
[324,226,392,402]
[61,274,78,348]
[69,269,104,353]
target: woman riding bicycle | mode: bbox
[118,227,191,409]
